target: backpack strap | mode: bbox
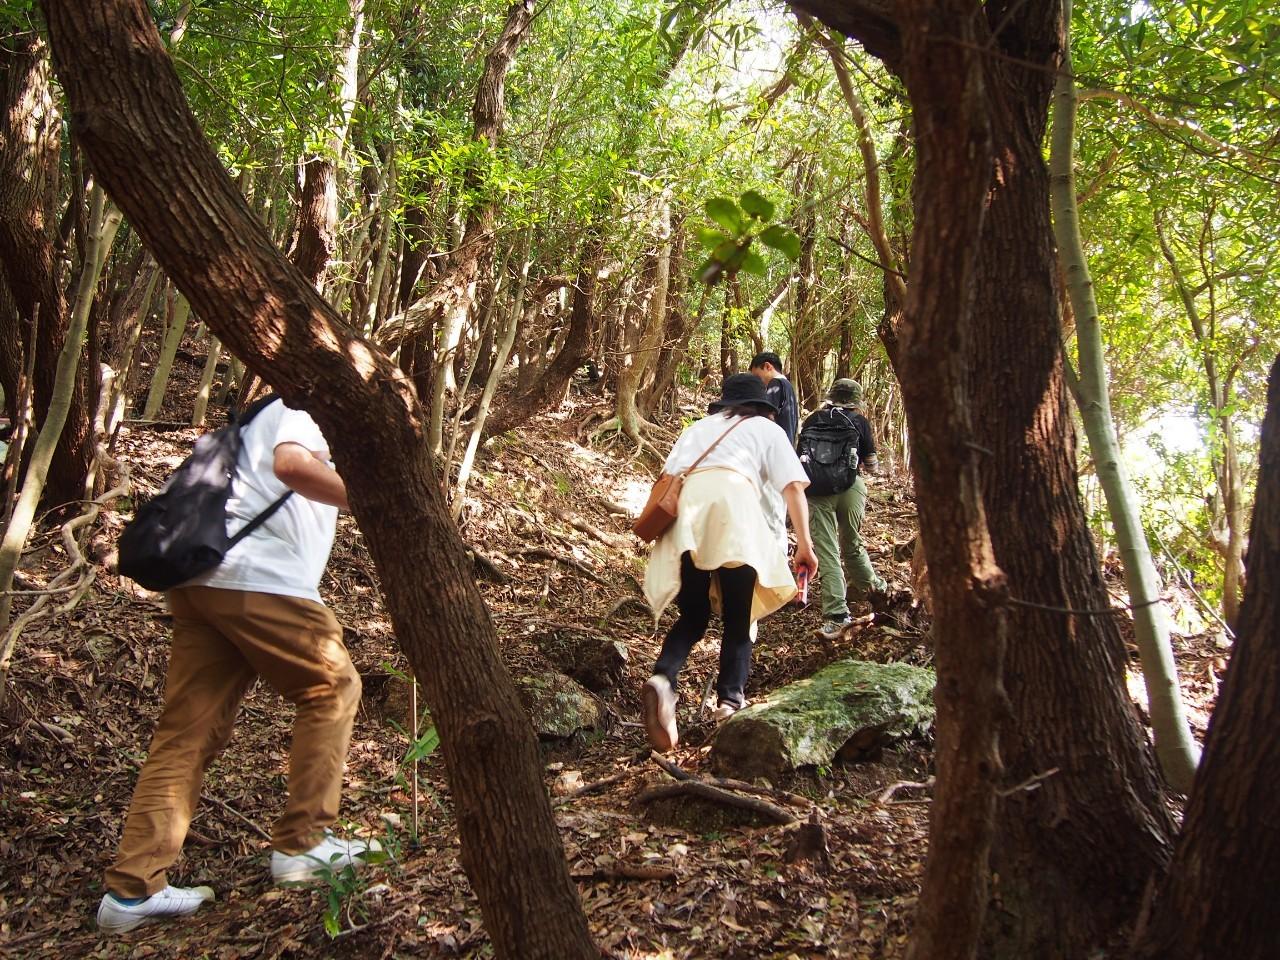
[682,416,749,476]
[227,491,294,548]
[233,392,281,428]
[226,393,292,548]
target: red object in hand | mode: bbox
[793,567,810,606]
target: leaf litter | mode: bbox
[0,385,1224,959]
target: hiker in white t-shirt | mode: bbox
[641,374,818,752]
[97,399,376,934]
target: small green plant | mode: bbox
[695,189,802,285]
[310,846,391,938]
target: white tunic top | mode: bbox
[644,413,809,624]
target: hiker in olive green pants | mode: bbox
[801,379,888,635]
[810,474,886,619]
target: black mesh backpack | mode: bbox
[116,395,292,590]
[796,407,860,496]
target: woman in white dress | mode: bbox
[642,373,818,752]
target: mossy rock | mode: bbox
[711,659,935,782]
[516,671,603,739]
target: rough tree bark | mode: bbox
[963,3,1174,954]
[0,29,95,508]
[42,4,595,958]
[792,1,1175,957]
[1130,352,1280,960]
[890,4,1009,958]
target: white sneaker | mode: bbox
[271,832,382,885]
[712,702,738,722]
[641,674,679,753]
[96,884,214,933]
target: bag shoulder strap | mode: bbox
[682,416,749,476]
[227,491,294,548]
[225,394,292,547]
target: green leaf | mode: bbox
[739,249,768,276]
[739,189,775,221]
[696,226,730,250]
[705,197,742,234]
[758,224,802,260]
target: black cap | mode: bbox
[708,372,779,415]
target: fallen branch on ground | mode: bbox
[649,751,812,809]
[553,771,632,806]
[635,780,797,825]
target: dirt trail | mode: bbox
[0,390,1222,959]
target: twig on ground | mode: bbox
[512,546,609,584]
[877,777,936,804]
[203,791,271,841]
[596,862,677,881]
[553,770,633,806]
[553,508,627,548]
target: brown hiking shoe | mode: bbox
[642,674,678,752]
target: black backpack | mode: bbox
[797,407,860,496]
[117,395,292,591]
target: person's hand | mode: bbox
[793,542,818,577]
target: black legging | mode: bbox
[654,552,757,708]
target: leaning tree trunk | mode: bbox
[614,206,670,440]
[1130,352,1280,960]
[964,3,1174,956]
[42,4,596,958]
[1049,0,1198,794]
[0,29,94,509]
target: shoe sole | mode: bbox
[641,682,677,752]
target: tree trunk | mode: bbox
[615,206,670,439]
[141,289,190,420]
[485,233,601,439]
[0,29,95,509]
[964,4,1175,955]
[1049,0,1198,794]
[287,0,364,292]
[42,4,596,958]
[381,0,535,457]
[1,184,115,685]
[791,3,1175,957]
[1130,352,1280,960]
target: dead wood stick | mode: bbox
[877,777,936,804]
[649,751,811,809]
[513,546,609,584]
[203,792,271,841]
[599,862,677,881]
[635,780,797,825]
[553,508,626,548]
[553,771,631,806]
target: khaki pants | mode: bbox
[105,587,361,897]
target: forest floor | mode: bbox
[0,375,1230,960]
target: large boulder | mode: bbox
[516,671,603,739]
[712,659,935,782]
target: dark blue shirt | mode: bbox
[766,376,799,446]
